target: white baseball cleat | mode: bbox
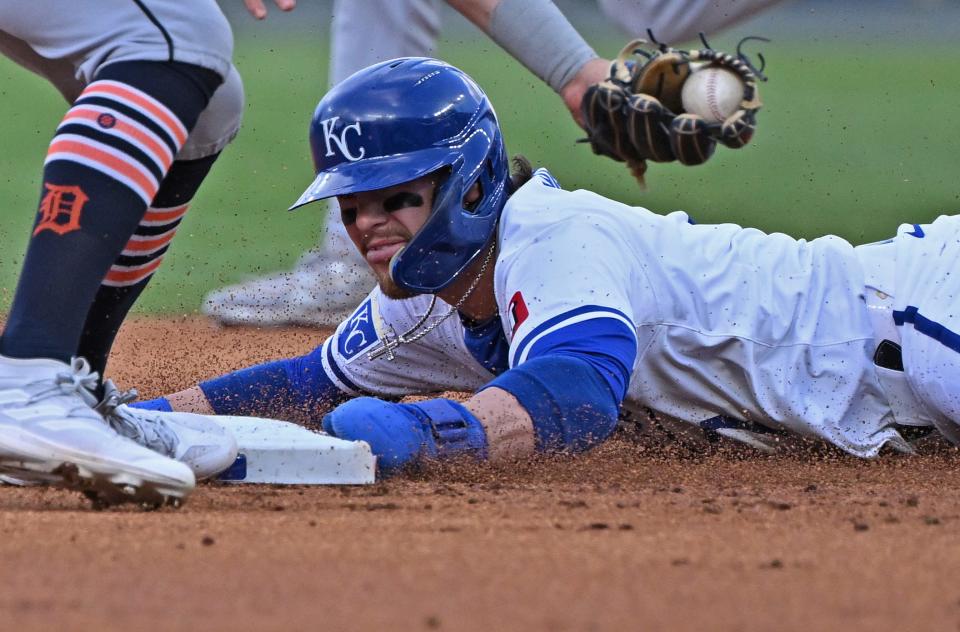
[201,250,372,327]
[0,355,195,508]
[96,380,239,481]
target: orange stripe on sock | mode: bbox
[47,139,157,201]
[81,82,187,147]
[63,108,173,170]
[104,257,163,284]
[124,231,176,253]
[143,203,189,223]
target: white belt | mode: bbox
[854,240,937,428]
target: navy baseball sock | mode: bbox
[78,154,219,382]
[0,61,221,364]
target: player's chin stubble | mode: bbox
[378,278,416,300]
[374,267,416,300]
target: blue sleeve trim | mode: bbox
[486,354,620,453]
[130,397,173,412]
[200,344,350,417]
[512,305,635,364]
[533,167,562,189]
[894,305,960,353]
[325,339,364,393]
[525,317,637,401]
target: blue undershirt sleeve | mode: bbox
[198,343,350,419]
[485,353,623,453]
[488,311,638,452]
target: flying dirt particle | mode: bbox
[853,522,869,532]
[201,535,215,546]
[366,502,400,511]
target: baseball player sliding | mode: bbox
[206,0,785,328]
[136,58,960,475]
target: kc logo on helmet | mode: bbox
[319,116,365,161]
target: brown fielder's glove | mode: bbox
[580,34,768,184]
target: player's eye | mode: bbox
[383,192,424,213]
[340,206,357,225]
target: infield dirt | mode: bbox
[1,317,959,632]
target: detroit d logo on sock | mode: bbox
[34,183,88,236]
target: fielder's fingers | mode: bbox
[244,0,295,19]
[243,0,268,19]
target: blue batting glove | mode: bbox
[322,397,488,475]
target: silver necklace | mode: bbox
[367,242,497,361]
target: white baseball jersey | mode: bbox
[318,169,922,457]
[0,0,242,160]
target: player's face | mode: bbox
[337,173,437,299]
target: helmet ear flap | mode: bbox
[669,114,717,165]
[431,172,464,221]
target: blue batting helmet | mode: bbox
[290,58,510,294]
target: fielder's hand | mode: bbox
[243,0,296,20]
[580,33,768,185]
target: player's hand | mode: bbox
[243,0,296,20]
[322,397,487,475]
[323,398,428,475]
[560,58,611,130]
[579,36,768,185]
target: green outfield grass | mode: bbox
[0,33,957,313]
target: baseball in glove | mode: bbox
[580,33,768,184]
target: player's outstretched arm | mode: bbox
[444,0,609,129]
[322,353,624,476]
[132,345,350,422]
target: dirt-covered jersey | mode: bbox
[321,169,903,456]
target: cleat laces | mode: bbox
[24,357,101,415]
[96,381,178,457]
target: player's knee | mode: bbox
[180,65,244,161]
